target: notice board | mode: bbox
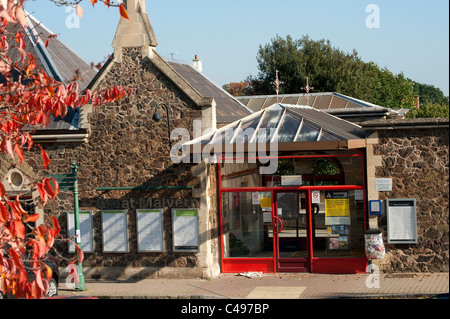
[387,199,417,244]
[172,208,199,252]
[67,210,94,253]
[136,209,164,252]
[102,210,129,253]
[325,191,350,225]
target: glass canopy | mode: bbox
[186,104,366,148]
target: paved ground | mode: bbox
[59,272,449,299]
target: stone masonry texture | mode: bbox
[373,127,449,272]
[21,47,214,276]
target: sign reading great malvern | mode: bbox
[96,197,200,209]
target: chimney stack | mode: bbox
[414,95,420,109]
[193,55,203,73]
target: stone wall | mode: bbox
[20,47,218,279]
[371,124,449,272]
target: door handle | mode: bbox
[273,216,285,233]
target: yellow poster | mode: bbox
[325,191,350,225]
[325,199,350,216]
[260,192,272,208]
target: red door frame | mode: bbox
[273,189,310,272]
[218,152,367,274]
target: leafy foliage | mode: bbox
[406,103,449,119]
[230,34,447,113]
[1,0,129,298]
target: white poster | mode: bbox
[172,209,199,252]
[137,209,164,252]
[311,190,321,204]
[102,210,129,253]
[375,178,393,191]
[281,175,302,186]
[387,199,417,244]
[252,192,261,205]
[67,211,94,253]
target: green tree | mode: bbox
[245,35,418,109]
[412,82,449,106]
[407,103,449,118]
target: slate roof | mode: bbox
[25,13,98,90]
[168,62,252,123]
[3,13,98,132]
[236,92,387,112]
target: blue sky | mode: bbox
[25,0,449,96]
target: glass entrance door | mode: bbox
[274,191,309,272]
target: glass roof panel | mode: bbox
[295,120,321,142]
[276,113,301,143]
[234,114,262,143]
[254,107,284,143]
[210,121,240,144]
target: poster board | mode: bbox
[172,208,199,252]
[67,210,94,253]
[325,191,350,225]
[136,209,164,252]
[387,199,417,244]
[101,210,129,253]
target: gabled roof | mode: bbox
[2,13,97,138]
[21,13,98,91]
[185,103,367,152]
[168,62,252,123]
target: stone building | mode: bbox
[2,1,448,279]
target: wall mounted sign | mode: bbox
[102,210,129,253]
[260,192,272,208]
[136,209,164,252]
[67,210,94,253]
[375,178,393,191]
[369,200,382,215]
[252,192,261,205]
[281,175,302,186]
[311,190,321,204]
[172,208,199,252]
[387,199,417,244]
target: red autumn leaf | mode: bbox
[42,177,58,200]
[89,0,98,7]
[5,139,14,160]
[35,269,45,292]
[0,201,9,223]
[0,182,6,198]
[51,216,61,237]
[74,243,84,263]
[23,213,40,223]
[14,143,24,164]
[9,248,24,270]
[25,133,33,151]
[11,220,25,240]
[46,227,54,249]
[39,146,50,168]
[44,263,53,281]
[44,38,49,48]
[37,183,48,207]
[119,4,129,20]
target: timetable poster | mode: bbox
[102,210,129,253]
[387,199,417,244]
[136,209,164,252]
[172,209,199,252]
[325,191,350,225]
[67,211,94,253]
